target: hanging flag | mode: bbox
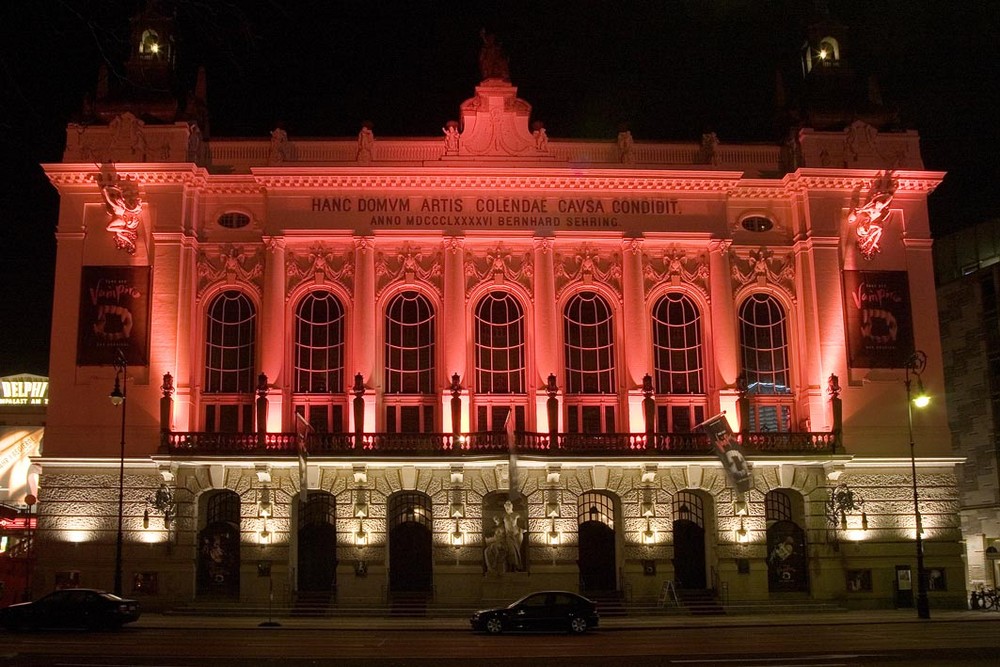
[294,413,313,504]
[695,412,752,493]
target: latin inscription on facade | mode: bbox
[307,196,682,230]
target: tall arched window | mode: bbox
[652,293,705,432]
[474,291,527,431]
[204,290,256,432]
[564,291,617,433]
[384,291,436,432]
[738,294,793,432]
[293,291,346,432]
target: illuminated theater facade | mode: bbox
[35,15,965,611]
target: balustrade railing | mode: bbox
[160,430,837,456]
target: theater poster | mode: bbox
[77,266,151,366]
[843,270,914,369]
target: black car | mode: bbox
[0,588,140,631]
[470,591,598,634]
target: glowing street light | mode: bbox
[904,350,931,619]
[109,349,128,597]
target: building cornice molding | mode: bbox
[249,168,745,192]
[42,163,208,189]
[786,169,946,194]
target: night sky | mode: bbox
[0,1,996,377]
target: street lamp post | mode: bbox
[109,350,128,597]
[904,350,931,619]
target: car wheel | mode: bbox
[569,616,588,634]
[485,616,503,635]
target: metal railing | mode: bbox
[160,430,837,457]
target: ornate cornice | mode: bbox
[250,170,744,192]
[43,164,207,188]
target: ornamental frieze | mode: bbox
[554,244,622,298]
[642,246,709,299]
[197,244,265,297]
[730,246,795,297]
[286,244,355,296]
[374,243,443,298]
[464,243,533,295]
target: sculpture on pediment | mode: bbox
[269,126,289,164]
[847,171,896,260]
[532,121,548,152]
[108,112,147,160]
[479,29,510,81]
[700,132,720,165]
[97,167,143,255]
[356,121,375,162]
[442,121,460,154]
[617,128,634,163]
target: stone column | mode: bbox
[442,237,467,433]
[622,238,648,387]
[534,237,559,430]
[260,237,285,431]
[709,240,739,419]
[353,236,376,384]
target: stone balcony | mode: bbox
[160,430,838,458]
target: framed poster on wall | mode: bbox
[842,270,914,369]
[76,266,151,366]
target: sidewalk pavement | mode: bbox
[133,608,1000,631]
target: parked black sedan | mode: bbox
[0,588,140,631]
[470,591,598,634]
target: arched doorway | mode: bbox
[577,492,617,592]
[388,492,433,592]
[672,491,707,590]
[298,492,337,594]
[196,490,240,599]
[766,489,809,592]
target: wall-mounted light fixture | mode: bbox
[642,518,656,545]
[355,520,368,548]
[735,517,750,543]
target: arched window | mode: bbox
[203,290,256,432]
[475,291,525,394]
[577,492,615,530]
[564,292,617,433]
[384,291,436,432]
[473,292,528,431]
[293,291,347,432]
[652,293,705,432]
[738,294,793,432]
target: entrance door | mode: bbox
[672,519,706,589]
[298,492,337,593]
[672,491,707,589]
[579,521,616,591]
[388,492,433,593]
[577,492,617,592]
[389,522,432,591]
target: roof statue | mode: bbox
[478,30,510,82]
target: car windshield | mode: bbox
[100,593,125,601]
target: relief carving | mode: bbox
[197,244,265,297]
[730,247,795,296]
[374,243,442,297]
[464,243,532,294]
[286,244,355,296]
[643,246,709,298]
[555,244,622,297]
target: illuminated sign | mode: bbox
[0,374,48,407]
